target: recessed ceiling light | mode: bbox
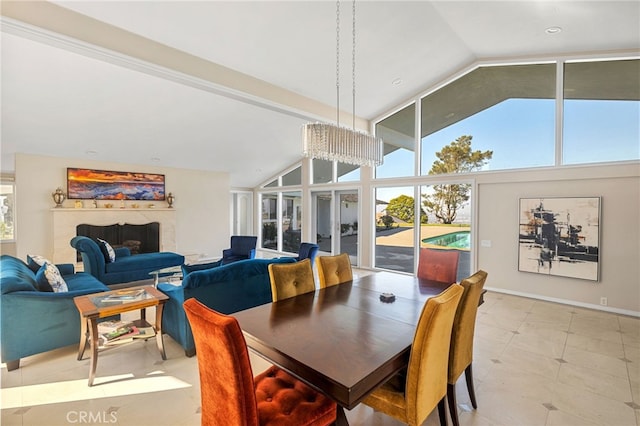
[545,26,562,35]
[151,157,161,162]
[85,150,97,155]
[392,78,403,86]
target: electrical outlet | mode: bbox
[600,297,608,306]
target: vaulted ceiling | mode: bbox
[2,1,638,187]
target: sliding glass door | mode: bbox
[312,190,359,265]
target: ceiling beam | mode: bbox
[1,0,370,130]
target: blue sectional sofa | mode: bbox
[70,236,184,286]
[0,255,111,370]
[159,257,296,356]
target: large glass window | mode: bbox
[311,190,359,263]
[258,164,305,253]
[374,186,415,273]
[313,159,360,183]
[282,191,302,253]
[312,159,333,184]
[282,167,301,186]
[0,180,15,242]
[337,162,360,182]
[376,103,416,178]
[420,183,472,282]
[563,59,640,164]
[421,64,556,174]
[261,193,277,250]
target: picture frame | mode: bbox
[518,197,601,281]
[67,168,165,201]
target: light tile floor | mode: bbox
[2,288,639,425]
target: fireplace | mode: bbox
[52,208,177,265]
[76,222,160,259]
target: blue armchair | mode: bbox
[0,255,111,370]
[70,236,184,286]
[296,242,320,264]
[221,236,257,265]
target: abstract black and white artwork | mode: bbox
[518,197,601,281]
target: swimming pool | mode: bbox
[422,231,470,249]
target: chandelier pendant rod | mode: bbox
[336,0,341,128]
[301,0,383,168]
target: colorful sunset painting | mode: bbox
[67,168,165,200]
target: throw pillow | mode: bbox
[35,263,68,293]
[97,238,116,263]
[27,254,51,274]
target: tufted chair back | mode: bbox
[362,284,464,426]
[447,270,488,426]
[268,258,316,301]
[417,248,460,284]
[183,298,336,426]
[315,253,353,288]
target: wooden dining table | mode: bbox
[232,271,452,422]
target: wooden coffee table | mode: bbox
[73,285,168,386]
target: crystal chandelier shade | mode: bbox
[302,0,383,168]
[302,123,383,168]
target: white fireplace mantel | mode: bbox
[52,208,177,264]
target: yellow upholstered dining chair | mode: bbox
[447,270,488,426]
[417,248,460,284]
[268,258,316,301]
[315,253,353,288]
[362,284,464,426]
[183,298,337,426]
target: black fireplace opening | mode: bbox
[76,222,160,261]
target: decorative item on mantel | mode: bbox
[166,192,175,208]
[52,187,66,208]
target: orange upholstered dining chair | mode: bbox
[417,248,460,284]
[447,270,488,426]
[315,253,353,288]
[268,258,316,301]
[362,284,464,426]
[183,298,337,426]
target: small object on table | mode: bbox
[380,292,396,303]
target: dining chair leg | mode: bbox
[437,396,448,426]
[464,364,478,409]
[447,383,459,426]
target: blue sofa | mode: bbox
[0,255,111,370]
[159,257,296,356]
[70,236,184,286]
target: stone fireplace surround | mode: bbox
[52,208,177,265]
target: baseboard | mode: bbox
[485,286,640,318]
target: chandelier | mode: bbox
[302,0,383,168]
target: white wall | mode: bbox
[476,163,639,315]
[15,153,230,262]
